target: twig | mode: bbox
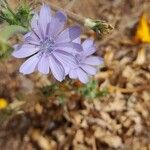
[65,0,77,10]
[37,1,113,36]
[45,2,85,25]
[108,85,150,94]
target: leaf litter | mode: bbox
[0,0,150,150]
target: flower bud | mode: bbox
[84,18,113,35]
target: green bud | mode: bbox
[84,18,113,35]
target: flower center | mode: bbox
[40,39,55,53]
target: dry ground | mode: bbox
[0,0,150,149]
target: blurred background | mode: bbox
[0,0,150,149]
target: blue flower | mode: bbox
[68,39,103,83]
[12,4,82,81]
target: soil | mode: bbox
[0,0,150,150]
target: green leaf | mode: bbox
[0,25,27,42]
[0,25,27,59]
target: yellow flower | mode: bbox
[134,13,150,43]
[0,98,8,109]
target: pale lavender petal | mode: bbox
[56,26,81,43]
[63,66,70,75]
[80,64,97,75]
[83,56,103,65]
[76,68,89,83]
[12,44,40,58]
[73,37,81,44]
[24,32,32,39]
[82,39,96,56]
[82,39,94,50]
[39,4,52,36]
[55,42,83,52]
[53,50,77,75]
[48,54,65,81]
[31,14,43,40]
[54,47,77,54]
[19,54,39,74]
[37,24,45,40]
[69,69,78,79]
[31,13,39,30]
[53,50,77,68]
[24,32,40,45]
[38,54,49,74]
[49,11,67,37]
[39,4,51,24]
[13,44,20,49]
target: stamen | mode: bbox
[40,39,55,53]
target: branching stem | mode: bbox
[37,1,113,35]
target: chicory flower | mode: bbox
[69,39,103,83]
[12,4,82,81]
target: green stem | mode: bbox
[0,15,5,20]
[4,1,16,17]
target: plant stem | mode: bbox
[51,3,113,35]
[65,0,77,10]
[3,0,16,17]
[38,2,113,35]
[0,15,5,21]
[49,3,85,25]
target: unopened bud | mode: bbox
[84,18,113,35]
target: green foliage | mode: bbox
[0,25,27,59]
[0,1,31,60]
[84,18,113,36]
[97,87,109,97]
[79,80,98,99]
[40,84,67,105]
[78,80,109,100]
[40,80,109,103]
[40,84,59,97]
[0,100,25,125]
[0,109,12,124]
[0,25,27,41]
[0,0,32,28]
[57,95,66,105]
[0,42,11,59]
[15,3,32,28]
